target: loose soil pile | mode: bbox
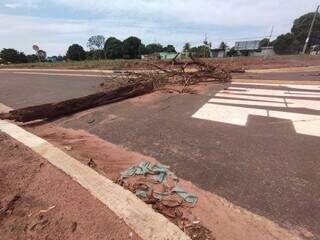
[0,133,141,240]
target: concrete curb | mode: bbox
[0,119,190,240]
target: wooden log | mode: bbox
[0,81,154,123]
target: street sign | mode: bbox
[38,50,47,59]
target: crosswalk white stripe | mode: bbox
[193,83,320,137]
[225,88,320,98]
[215,93,320,111]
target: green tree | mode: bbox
[104,37,123,59]
[37,50,47,61]
[291,12,320,47]
[289,39,302,54]
[57,55,64,62]
[66,44,86,61]
[87,35,106,59]
[259,38,270,48]
[122,36,143,59]
[183,43,191,53]
[26,54,39,63]
[87,35,105,50]
[272,33,297,55]
[18,52,27,63]
[163,45,176,53]
[138,44,147,55]
[86,49,105,60]
[0,48,27,63]
[226,47,239,57]
[190,45,211,58]
[145,43,163,54]
[219,42,228,50]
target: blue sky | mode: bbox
[0,0,318,55]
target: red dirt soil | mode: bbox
[204,55,320,70]
[29,124,310,240]
[0,133,141,240]
[2,55,320,71]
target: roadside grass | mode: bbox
[1,55,319,70]
[0,59,142,70]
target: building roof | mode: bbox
[235,40,260,51]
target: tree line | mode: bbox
[0,36,177,63]
[182,42,228,58]
[66,36,176,61]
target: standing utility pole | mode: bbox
[302,5,319,54]
[204,33,208,58]
[267,25,274,47]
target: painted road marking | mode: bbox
[0,68,115,73]
[227,87,320,98]
[0,119,190,240]
[233,79,320,85]
[0,68,149,74]
[11,72,112,78]
[233,82,320,89]
[246,65,320,73]
[0,103,12,113]
[193,84,320,137]
[214,93,320,111]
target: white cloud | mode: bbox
[4,3,21,8]
[3,0,41,9]
[0,0,319,55]
[52,0,319,42]
[55,0,318,29]
[0,14,201,55]
[0,14,89,55]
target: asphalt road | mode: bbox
[55,82,320,237]
[0,69,106,108]
[0,68,320,238]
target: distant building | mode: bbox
[234,40,260,51]
[141,52,179,60]
[159,52,179,60]
[254,46,276,57]
[233,40,276,57]
[310,45,320,55]
[141,53,159,60]
[210,48,226,58]
[47,56,62,62]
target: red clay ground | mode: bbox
[26,124,307,240]
[0,132,141,240]
[206,55,320,70]
[1,55,320,71]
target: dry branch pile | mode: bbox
[125,56,231,93]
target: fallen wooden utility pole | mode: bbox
[0,57,232,123]
[0,81,154,123]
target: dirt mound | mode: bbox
[0,133,141,240]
